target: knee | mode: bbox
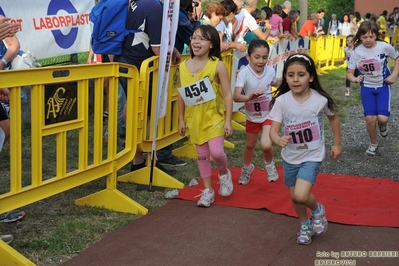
[245,141,257,150]
[291,192,309,204]
[365,116,377,125]
[260,142,272,153]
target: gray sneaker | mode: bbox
[312,204,328,236]
[297,224,314,245]
[265,161,279,182]
[365,144,378,156]
[378,124,388,138]
[196,188,215,207]
[238,164,255,185]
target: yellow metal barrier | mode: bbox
[0,63,143,266]
[392,28,399,48]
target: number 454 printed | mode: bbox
[178,77,216,106]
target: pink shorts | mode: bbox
[246,119,272,133]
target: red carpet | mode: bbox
[176,167,399,228]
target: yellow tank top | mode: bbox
[179,57,226,145]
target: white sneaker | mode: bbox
[238,164,255,185]
[0,234,13,244]
[265,161,279,182]
[365,144,378,156]
[196,188,215,207]
[218,169,233,196]
[345,88,350,96]
[378,124,388,138]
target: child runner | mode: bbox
[347,21,399,156]
[343,34,358,96]
[178,25,234,207]
[233,39,281,185]
[269,53,342,245]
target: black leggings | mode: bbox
[346,68,360,87]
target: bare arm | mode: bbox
[270,120,291,147]
[216,61,233,137]
[327,113,342,159]
[384,56,399,84]
[0,36,20,69]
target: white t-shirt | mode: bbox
[338,22,354,36]
[234,9,260,43]
[344,46,354,61]
[268,89,334,164]
[235,65,276,123]
[216,20,233,43]
[348,41,399,87]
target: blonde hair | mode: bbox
[204,2,226,18]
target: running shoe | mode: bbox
[196,188,215,207]
[312,204,328,236]
[297,224,314,245]
[378,124,388,138]
[365,144,378,156]
[218,169,233,196]
[238,164,255,185]
[265,161,279,182]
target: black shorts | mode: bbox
[101,54,110,63]
[0,104,8,121]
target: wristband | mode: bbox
[0,58,7,66]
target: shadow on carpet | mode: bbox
[175,167,399,228]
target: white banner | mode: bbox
[0,0,94,59]
[152,0,179,154]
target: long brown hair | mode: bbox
[353,21,384,48]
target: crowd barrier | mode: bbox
[0,63,143,265]
[1,32,398,265]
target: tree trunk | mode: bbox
[298,0,308,30]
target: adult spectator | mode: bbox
[377,10,388,37]
[117,0,184,174]
[281,1,292,19]
[282,9,299,39]
[364,13,371,22]
[200,2,225,27]
[216,0,246,52]
[176,0,195,53]
[0,16,18,245]
[234,0,271,43]
[339,14,355,36]
[327,14,339,36]
[187,0,203,28]
[299,13,319,37]
[316,9,325,35]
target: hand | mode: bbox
[0,16,19,40]
[248,91,264,100]
[0,88,10,103]
[353,75,363,83]
[224,122,233,138]
[277,135,292,148]
[221,42,230,52]
[330,145,342,159]
[178,120,186,136]
[172,49,181,65]
[384,74,398,85]
[237,43,247,52]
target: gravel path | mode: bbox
[321,82,399,179]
